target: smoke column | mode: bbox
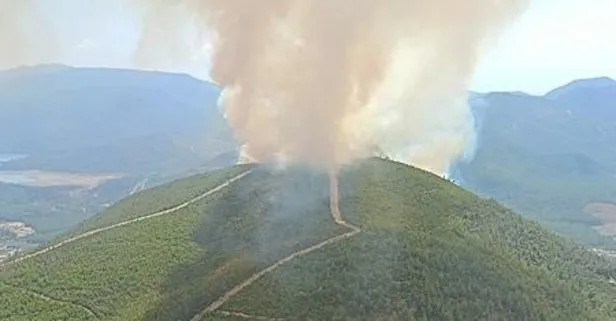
[132,0,526,173]
[0,1,48,70]
[0,1,91,70]
[1,0,527,174]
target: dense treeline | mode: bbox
[0,281,98,321]
[458,131,616,248]
[223,159,616,321]
[55,165,254,240]
[1,159,615,321]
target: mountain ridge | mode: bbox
[458,74,616,248]
[546,76,616,100]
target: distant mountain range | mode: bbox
[1,64,615,251]
[0,65,237,246]
[0,64,236,173]
[457,76,616,248]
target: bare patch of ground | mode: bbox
[0,170,124,188]
[0,221,35,238]
[584,202,616,237]
[0,170,252,269]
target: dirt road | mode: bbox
[0,170,253,269]
[2,281,100,320]
[190,171,360,321]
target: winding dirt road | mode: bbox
[2,167,359,321]
[217,310,285,321]
[190,171,361,321]
[0,170,253,269]
[2,281,100,320]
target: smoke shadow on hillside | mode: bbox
[140,165,347,321]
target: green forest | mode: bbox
[1,159,614,321]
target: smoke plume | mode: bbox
[0,1,97,70]
[1,0,527,174]
[132,0,526,173]
[0,1,47,70]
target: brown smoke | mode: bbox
[1,1,527,174]
[0,1,65,70]
[132,0,526,173]
[0,1,32,69]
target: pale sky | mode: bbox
[472,0,616,94]
[6,0,616,95]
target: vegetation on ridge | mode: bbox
[458,87,616,248]
[1,159,615,321]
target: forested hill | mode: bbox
[458,77,616,248]
[1,158,615,321]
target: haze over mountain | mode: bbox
[455,76,616,248]
[0,65,236,252]
[1,159,614,321]
[0,64,235,172]
[3,64,616,256]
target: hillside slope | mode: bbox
[1,159,615,321]
[0,64,238,250]
[457,79,616,247]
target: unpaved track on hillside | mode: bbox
[191,225,361,321]
[0,170,253,269]
[2,281,100,320]
[190,172,361,321]
[217,310,285,320]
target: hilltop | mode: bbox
[1,159,614,321]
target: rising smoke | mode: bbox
[133,0,527,174]
[1,0,527,175]
[0,1,50,70]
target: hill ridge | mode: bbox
[546,76,616,99]
[0,170,252,269]
[2,159,615,321]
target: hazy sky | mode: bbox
[5,0,615,95]
[472,0,616,94]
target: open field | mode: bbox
[584,202,616,238]
[0,171,123,188]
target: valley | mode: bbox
[0,170,123,188]
[0,65,238,256]
[455,77,616,249]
